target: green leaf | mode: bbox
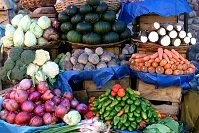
[7,70,12,80]
[159,117,179,133]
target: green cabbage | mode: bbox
[63,111,81,126]
[13,27,24,47]
[37,16,51,30]
[18,15,31,32]
[29,21,43,38]
[11,14,24,27]
[24,31,37,47]
[5,24,15,40]
[2,37,14,48]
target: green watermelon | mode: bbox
[82,33,101,45]
[102,11,116,23]
[94,21,111,34]
[71,14,84,25]
[67,30,82,43]
[64,5,78,16]
[79,4,93,14]
[86,0,100,6]
[85,13,100,23]
[60,22,73,33]
[103,32,119,43]
[112,21,126,33]
[76,22,92,33]
[58,12,70,23]
[120,28,131,40]
[95,2,108,14]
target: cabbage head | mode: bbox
[5,24,15,40]
[2,37,14,48]
[11,14,24,27]
[29,21,43,38]
[18,15,31,32]
[24,31,37,47]
[37,16,51,30]
[13,27,24,47]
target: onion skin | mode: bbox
[29,92,41,102]
[15,112,31,125]
[4,90,11,99]
[60,99,70,112]
[76,103,88,115]
[52,96,61,105]
[71,99,79,109]
[53,89,62,96]
[6,112,16,124]
[41,90,54,101]
[55,105,68,118]
[45,100,56,112]
[63,92,73,101]
[15,90,28,104]
[27,87,36,94]
[2,99,9,108]
[34,105,45,116]
[10,91,16,99]
[21,101,35,113]
[19,79,32,90]
[43,113,57,125]
[0,109,9,120]
[36,81,49,94]
[5,99,19,112]
[29,116,43,126]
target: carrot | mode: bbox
[148,67,155,73]
[141,66,148,72]
[182,64,188,70]
[173,70,181,75]
[159,59,167,67]
[138,63,144,67]
[177,64,183,70]
[135,54,147,59]
[175,62,180,65]
[164,63,171,69]
[117,109,125,117]
[158,48,163,60]
[150,52,158,59]
[184,70,190,75]
[135,58,145,63]
[185,59,190,65]
[163,53,170,63]
[189,64,195,69]
[155,58,160,63]
[164,49,173,58]
[171,64,177,70]
[165,69,173,75]
[171,52,179,60]
[145,61,151,67]
[149,59,155,63]
[170,61,174,64]
[131,53,139,59]
[143,55,151,61]
[170,58,176,63]
[188,68,195,74]
[180,70,184,75]
[152,62,159,68]
[179,55,186,62]
[171,49,180,58]
[156,66,164,74]
[180,61,184,64]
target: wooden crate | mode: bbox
[137,80,182,115]
[139,14,178,31]
[0,9,14,25]
[84,76,131,98]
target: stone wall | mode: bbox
[179,0,199,44]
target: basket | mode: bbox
[54,0,121,13]
[20,0,56,10]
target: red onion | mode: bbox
[29,92,41,102]
[36,81,49,94]
[15,89,28,103]
[53,89,62,96]
[52,19,60,29]
[21,101,35,112]
[4,90,11,99]
[27,87,36,94]
[2,99,9,108]
[76,103,88,115]
[35,101,43,105]
[52,113,58,124]
[63,92,73,101]
[0,109,9,120]
[43,113,57,125]
[6,112,16,124]
[10,90,16,99]
[15,112,31,125]
[34,104,45,116]
[19,79,32,90]
[52,96,61,105]
[71,99,79,109]
[12,85,18,91]
[60,99,70,112]
[45,100,56,112]
[5,99,19,112]
[29,116,43,126]
[55,105,68,118]
[41,90,54,101]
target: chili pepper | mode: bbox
[99,97,108,102]
[108,95,115,101]
[126,87,134,95]
[104,111,111,118]
[115,106,122,112]
[104,100,112,107]
[105,89,111,96]
[117,109,125,117]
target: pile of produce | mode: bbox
[91,84,159,131]
[0,47,59,83]
[0,79,88,126]
[55,47,129,71]
[129,48,195,75]
[1,14,59,48]
[58,0,131,44]
[139,22,196,46]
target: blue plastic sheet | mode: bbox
[0,24,5,39]
[130,70,194,89]
[118,0,192,24]
[55,65,130,93]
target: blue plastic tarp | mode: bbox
[118,0,192,24]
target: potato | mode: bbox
[70,56,78,65]
[85,48,93,55]
[73,49,84,57]
[88,54,100,65]
[101,52,112,62]
[95,47,103,55]
[73,63,84,71]
[78,53,88,65]
[97,62,107,69]
[84,62,96,71]
[62,61,73,71]
[65,52,72,62]
[108,60,119,68]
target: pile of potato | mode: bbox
[129,48,195,75]
[55,46,131,71]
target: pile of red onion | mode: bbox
[0,79,88,126]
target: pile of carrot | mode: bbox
[129,48,195,75]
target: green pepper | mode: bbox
[124,121,130,127]
[116,96,122,101]
[136,107,141,113]
[104,111,110,118]
[130,105,136,112]
[134,100,141,106]
[97,103,102,109]
[105,89,111,96]
[110,110,117,117]
[113,116,120,126]
[104,100,112,107]
[141,112,147,120]
[124,105,130,113]
[122,94,129,101]
[99,97,108,102]
[129,117,135,121]
[131,122,137,130]
[127,99,134,104]
[115,106,122,112]
[128,127,134,131]
[106,106,113,111]
[120,101,125,107]
[121,126,126,130]
[128,113,134,118]
[108,95,115,101]
[121,114,127,123]
[110,99,119,108]
[141,102,147,112]
[100,106,105,114]
[134,111,140,117]
[118,122,122,129]
[136,117,142,123]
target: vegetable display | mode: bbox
[91,84,159,131]
[129,48,195,75]
[54,46,132,71]
[1,14,59,48]
[58,1,131,44]
[0,79,88,126]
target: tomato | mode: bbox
[111,91,117,97]
[160,113,167,119]
[139,121,147,127]
[118,89,126,97]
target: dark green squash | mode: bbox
[61,34,68,40]
[58,12,70,23]
[120,28,131,40]
[71,14,83,25]
[82,33,101,45]
[64,5,78,16]
[85,13,100,23]
[60,22,73,33]
[103,32,119,43]
[79,4,93,14]
[76,22,92,33]
[86,0,100,6]
[94,21,111,34]
[102,11,116,23]
[67,30,82,43]
[112,21,126,33]
[95,2,108,14]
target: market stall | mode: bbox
[0,0,198,132]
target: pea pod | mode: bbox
[121,114,127,123]
[127,99,134,104]
[104,100,112,107]
[115,106,122,112]
[124,105,130,113]
[129,117,135,121]
[130,105,136,112]
[134,100,141,106]
[110,99,119,108]
[141,111,147,120]
[113,116,120,126]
